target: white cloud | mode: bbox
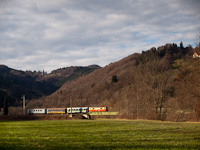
[0,0,199,72]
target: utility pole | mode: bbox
[23,94,25,115]
[69,94,73,118]
[70,95,73,117]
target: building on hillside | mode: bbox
[193,52,200,58]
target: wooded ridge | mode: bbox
[27,43,200,121]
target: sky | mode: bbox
[0,0,200,73]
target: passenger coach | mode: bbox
[47,108,66,114]
[27,109,46,115]
[67,107,88,113]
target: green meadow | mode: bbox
[0,119,199,149]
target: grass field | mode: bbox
[0,119,199,150]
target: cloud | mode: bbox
[0,0,199,72]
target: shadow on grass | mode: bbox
[0,144,199,150]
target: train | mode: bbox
[27,107,108,115]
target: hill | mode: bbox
[37,65,101,87]
[27,43,200,121]
[0,65,100,108]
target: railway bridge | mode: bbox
[83,111,119,119]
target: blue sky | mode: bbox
[0,0,199,72]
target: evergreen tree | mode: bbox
[180,41,184,49]
[3,96,8,115]
[112,75,118,83]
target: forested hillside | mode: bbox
[0,65,57,108]
[0,65,100,108]
[37,65,101,87]
[27,43,200,121]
